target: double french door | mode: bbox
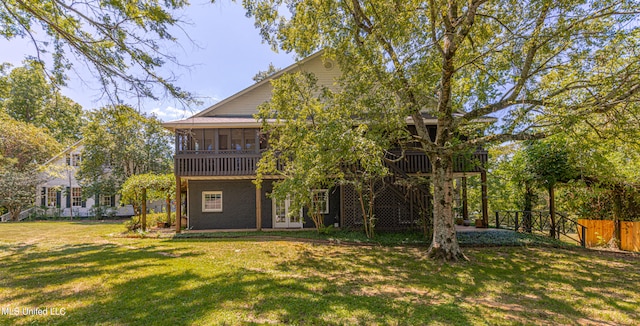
[272,197,303,228]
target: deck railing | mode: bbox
[386,150,487,174]
[175,153,262,176]
[175,149,488,177]
[494,210,587,247]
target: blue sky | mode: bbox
[0,0,295,122]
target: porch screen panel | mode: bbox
[204,129,215,151]
[218,129,230,150]
[231,129,243,151]
[244,129,257,151]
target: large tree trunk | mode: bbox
[427,152,466,261]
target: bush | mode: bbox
[124,212,176,231]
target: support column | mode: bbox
[175,175,182,233]
[256,184,262,231]
[481,170,489,228]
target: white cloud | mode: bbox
[147,106,191,122]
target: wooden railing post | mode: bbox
[495,211,500,229]
[175,175,182,233]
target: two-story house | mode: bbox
[163,52,489,231]
[37,141,138,218]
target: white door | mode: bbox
[273,197,303,228]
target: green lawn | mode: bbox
[0,222,638,325]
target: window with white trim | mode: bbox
[72,153,82,166]
[100,195,113,207]
[202,191,223,212]
[71,187,82,207]
[311,189,329,214]
[46,188,57,207]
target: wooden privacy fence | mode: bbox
[577,219,640,252]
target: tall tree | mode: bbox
[0,61,84,144]
[255,72,395,237]
[0,113,61,220]
[0,113,61,171]
[78,105,172,200]
[0,0,192,103]
[524,140,578,237]
[241,0,640,260]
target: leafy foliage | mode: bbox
[120,173,175,216]
[0,113,62,171]
[255,71,395,236]
[0,0,192,103]
[78,105,172,199]
[0,61,84,145]
[242,0,640,260]
[0,169,43,220]
[252,63,280,83]
[524,140,579,188]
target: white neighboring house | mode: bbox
[37,140,147,218]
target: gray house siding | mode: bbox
[263,181,340,229]
[187,179,341,230]
[188,180,257,229]
[300,187,341,228]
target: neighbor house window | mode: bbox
[311,189,329,214]
[71,187,82,207]
[100,195,113,207]
[47,188,57,207]
[72,153,81,166]
[202,191,223,212]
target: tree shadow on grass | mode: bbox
[1,242,200,308]
[2,237,639,325]
[464,247,640,325]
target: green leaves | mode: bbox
[0,0,192,103]
[0,113,61,172]
[255,70,390,232]
[0,61,84,145]
[120,173,175,207]
[78,105,172,198]
[524,139,579,187]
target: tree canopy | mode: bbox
[0,113,61,220]
[121,172,175,231]
[0,61,84,144]
[255,71,394,236]
[78,105,173,199]
[0,112,61,171]
[242,0,640,260]
[0,0,192,103]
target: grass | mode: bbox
[0,221,638,325]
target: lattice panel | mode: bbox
[342,182,426,231]
[342,184,362,226]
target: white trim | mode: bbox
[42,139,83,166]
[272,196,303,228]
[202,191,223,212]
[71,187,82,207]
